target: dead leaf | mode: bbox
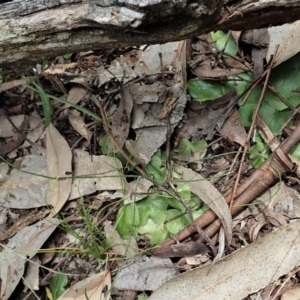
[114,255,179,291]
[111,84,133,148]
[0,209,49,241]
[0,79,26,93]
[69,149,125,200]
[150,220,300,300]
[68,109,91,142]
[58,86,90,112]
[267,21,300,67]
[0,155,51,209]
[103,220,139,257]
[218,108,247,146]
[175,165,232,244]
[0,116,27,155]
[0,217,60,300]
[46,123,72,213]
[57,271,111,300]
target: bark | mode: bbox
[1,0,300,68]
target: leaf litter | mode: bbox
[1,20,300,300]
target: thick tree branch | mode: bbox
[1,0,300,68]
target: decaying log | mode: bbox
[1,0,300,68]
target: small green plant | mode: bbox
[60,198,113,260]
[49,274,68,300]
[116,150,209,245]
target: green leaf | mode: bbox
[166,209,189,235]
[145,150,165,184]
[41,60,48,70]
[259,101,292,134]
[49,274,68,300]
[138,216,169,245]
[30,82,51,127]
[227,73,254,96]
[249,134,271,168]
[177,185,191,202]
[63,53,73,59]
[0,73,3,84]
[210,31,238,55]
[267,52,300,109]
[290,144,300,162]
[116,203,140,239]
[137,195,168,226]
[101,135,111,155]
[177,139,207,157]
[238,86,262,127]
[188,79,234,102]
[137,293,149,300]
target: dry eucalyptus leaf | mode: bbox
[114,255,179,291]
[267,21,300,67]
[68,109,91,142]
[103,220,139,257]
[124,177,153,204]
[175,165,232,244]
[0,79,26,93]
[69,149,125,200]
[0,113,25,137]
[150,220,300,300]
[57,271,111,300]
[0,217,60,300]
[0,155,51,208]
[22,255,40,291]
[46,123,72,213]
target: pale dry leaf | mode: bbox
[22,255,40,291]
[20,112,45,148]
[68,109,91,141]
[0,79,26,93]
[150,220,300,300]
[69,149,125,200]
[43,63,79,76]
[0,155,51,209]
[0,113,25,137]
[267,21,300,67]
[46,123,72,213]
[57,271,111,300]
[125,41,187,165]
[66,86,89,106]
[0,217,60,300]
[103,220,139,257]
[175,165,232,244]
[124,177,153,204]
[218,108,247,146]
[114,255,179,291]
